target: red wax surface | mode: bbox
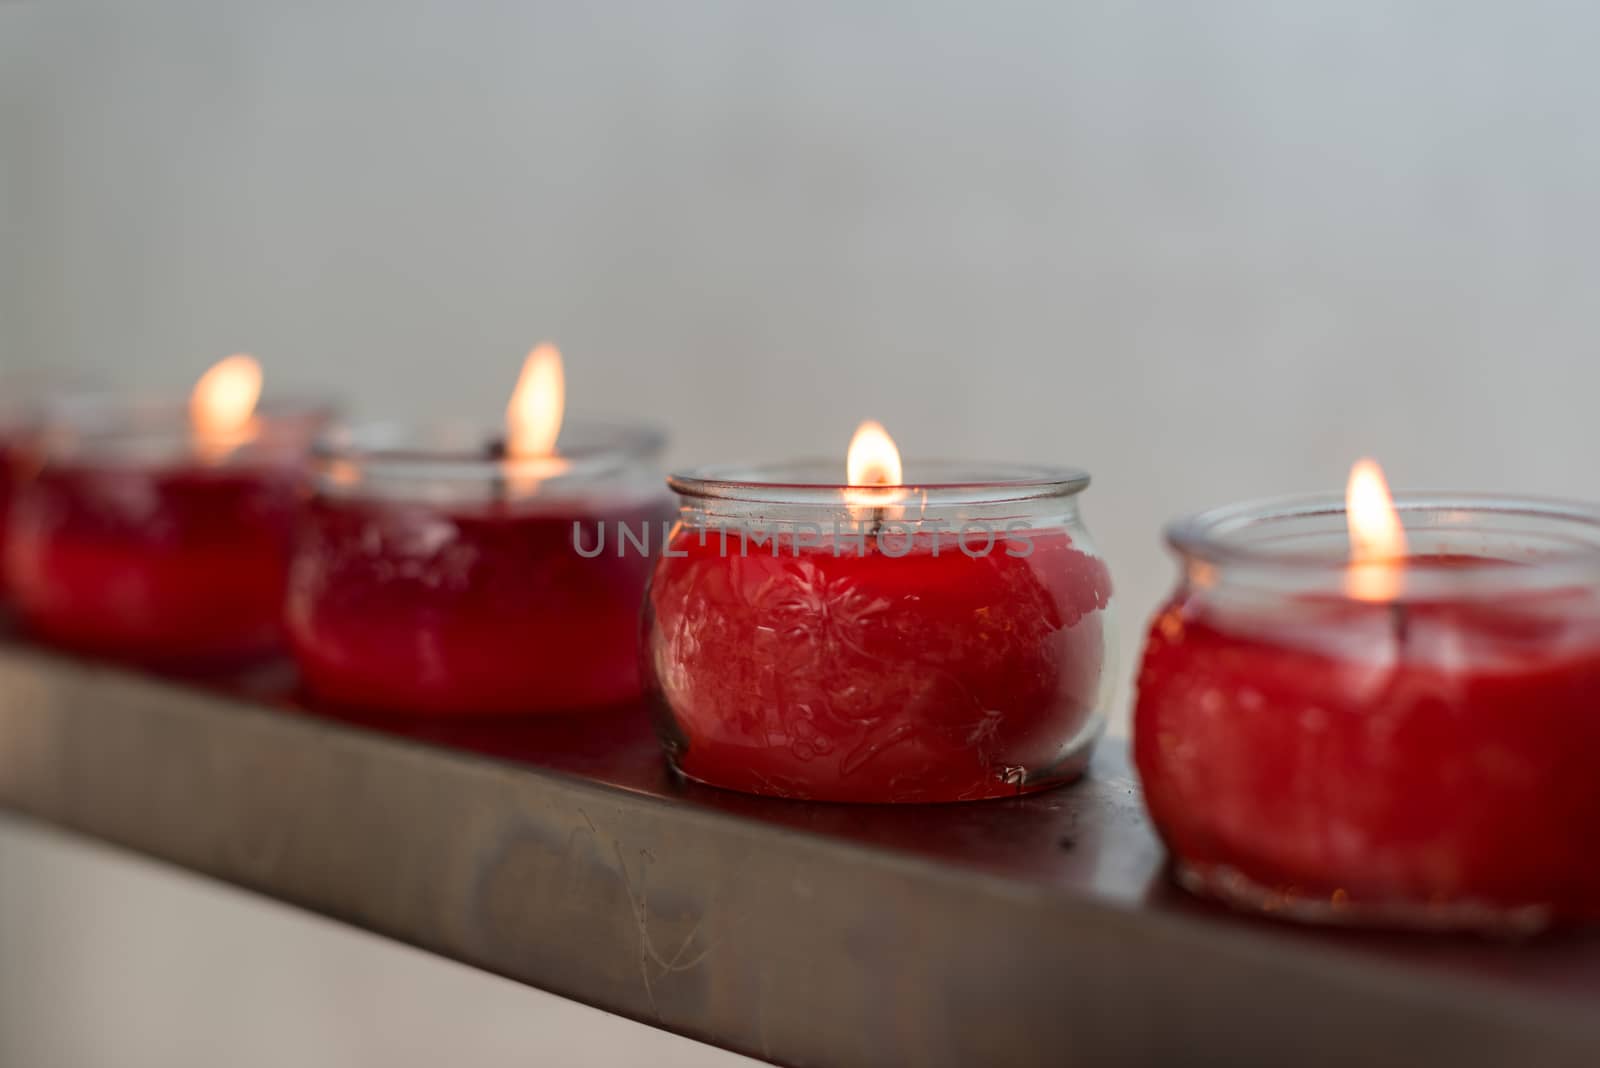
[647,527,1113,802]
[1135,564,1600,927]
[286,496,671,716]
[4,461,304,665]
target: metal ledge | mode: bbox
[0,642,1597,1067]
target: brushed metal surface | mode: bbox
[0,641,1597,1067]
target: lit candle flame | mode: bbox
[504,342,569,494]
[1346,457,1407,601]
[190,354,262,461]
[844,419,905,521]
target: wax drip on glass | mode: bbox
[190,354,263,463]
[844,419,905,535]
[1345,456,1409,639]
[496,343,570,498]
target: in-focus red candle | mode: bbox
[646,433,1114,804]
[1135,486,1600,931]
[650,527,1111,802]
[2,361,329,666]
[287,488,670,716]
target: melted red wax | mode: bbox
[1135,556,1600,925]
[286,496,671,716]
[646,527,1113,802]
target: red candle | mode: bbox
[8,463,306,662]
[287,494,670,715]
[646,422,1114,803]
[285,344,671,716]
[1135,464,1600,931]
[3,358,330,666]
[0,378,93,603]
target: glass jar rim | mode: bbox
[30,395,337,462]
[311,416,666,494]
[1167,492,1600,591]
[668,459,1090,506]
[316,416,664,468]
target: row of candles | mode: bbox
[1,349,1596,935]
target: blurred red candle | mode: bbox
[0,419,27,602]
[1135,461,1600,932]
[286,345,671,716]
[3,356,328,666]
[0,375,93,603]
[647,422,1114,803]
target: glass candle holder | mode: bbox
[285,419,671,717]
[645,461,1116,803]
[1134,495,1600,932]
[2,394,60,602]
[3,397,333,665]
[0,372,105,603]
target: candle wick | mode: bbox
[1388,601,1410,649]
[486,435,509,502]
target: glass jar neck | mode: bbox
[673,492,1085,534]
[31,398,333,468]
[1169,494,1600,601]
[311,417,665,506]
[669,459,1092,532]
